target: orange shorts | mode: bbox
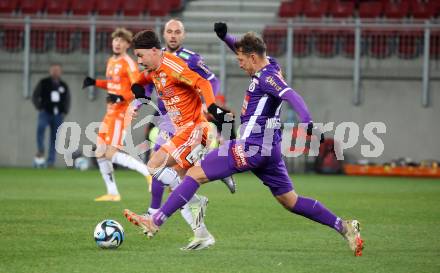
[160,122,210,169]
[97,110,132,148]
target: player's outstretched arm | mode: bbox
[214,22,238,54]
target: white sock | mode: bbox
[180,195,209,237]
[97,158,119,195]
[111,152,149,176]
[155,167,180,189]
[147,207,159,215]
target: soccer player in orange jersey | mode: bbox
[82,28,151,202]
[123,30,233,249]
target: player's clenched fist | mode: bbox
[214,22,228,40]
[82,76,96,89]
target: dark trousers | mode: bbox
[36,111,63,166]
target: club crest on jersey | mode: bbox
[248,82,256,92]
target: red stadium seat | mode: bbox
[359,1,383,18]
[0,0,20,14]
[96,0,122,16]
[46,0,71,15]
[409,0,438,19]
[71,0,96,15]
[30,26,50,53]
[96,27,114,53]
[80,27,90,52]
[293,28,312,57]
[364,29,395,58]
[122,0,147,16]
[396,30,423,59]
[339,29,355,58]
[21,0,45,14]
[263,26,287,57]
[169,0,183,12]
[54,26,76,53]
[329,1,355,18]
[303,0,330,18]
[2,25,23,51]
[278,0,304,18]
[430,31,440,59]
[148,0,170,16]
[384,0,410,19]
[313,28,338,57]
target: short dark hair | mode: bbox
[133,29,161,49]
[234,32,266,57]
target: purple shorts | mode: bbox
[201,140,294,196]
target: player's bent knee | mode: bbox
[275,191,298,210]
[186,166,209,184]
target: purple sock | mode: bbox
[153,176,200,226]
[149,177,164,210]
[291,196,343,233]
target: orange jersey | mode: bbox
[96,54,140,111]
[136,52,215,130]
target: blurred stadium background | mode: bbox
[0,0,439,172]
[0,0,439,169]
[1,1,440,273]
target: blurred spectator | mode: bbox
[32,63,70,167]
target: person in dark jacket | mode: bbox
[32,63,70,167]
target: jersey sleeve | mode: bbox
[95,79,108,89]
[261,73,312,123]
[174,65,215,107]
[134,71,153,85]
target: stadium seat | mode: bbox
[303,0,330,18]
[263,26,287,57]
[96,0,122,16]
[0,0,19,14]
[278,0,304,18]
[430,31,440,59]
[30,26,50,53]
[148,0,170,16]
[329,1,355,18]
[96,27,114,53]
[409,0,438,19]
[293,28,312,57]
[20,0,45,14]
[121,0,147,17]
[359,1,383,18]
[71,0,96,15]
[364,29,395,58]
[383,0,410,19]
[169,0,183,12]
[80,28,91,52]
[54,26,76,53]
[46,0,71,15]
[339,29,355,58]
[2,25,23,51]
[396,30,423,59]
[313,28,338,57]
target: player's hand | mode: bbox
[131,83,148,99]
[82,76,95,89]
[106,94,124,104]
[307,122,324,143]
[214,22,228,40]
[208,103,234,123]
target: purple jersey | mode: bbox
[239,60,312,146]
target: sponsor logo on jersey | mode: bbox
[232,143,248,168]
[242,94,250,114]
[265,76,282,92]
[197,60,211,74]
[178,52,190,60]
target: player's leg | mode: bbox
[35,111,48,166]
[253,144,363,256]
[94,116,120,201]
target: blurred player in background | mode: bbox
[125,29,234,250]
[82,28,151,202]
[128,25,364,257]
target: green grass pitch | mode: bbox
[0,168,439,273]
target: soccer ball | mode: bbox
[93,219,124,249]
[74,157,90,171]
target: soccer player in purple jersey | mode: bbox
[125,25,364,256]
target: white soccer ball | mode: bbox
[74,157,90,171]
[93,219,124,249]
